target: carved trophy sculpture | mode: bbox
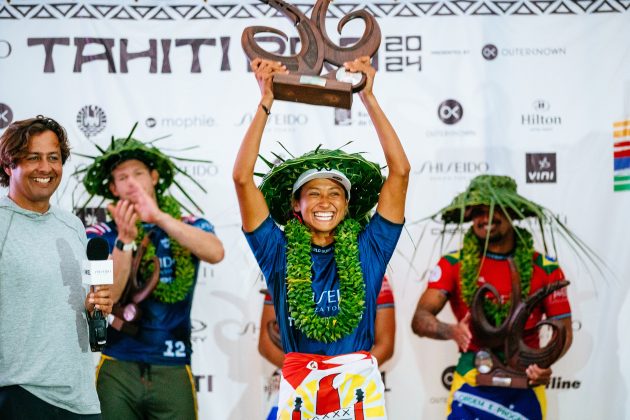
[470,259,570,388]
[242,0,381,109]
[110,232,160,336]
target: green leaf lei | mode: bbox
[461,226,534,326]
[135,195,196,304]
[284,218,366,343]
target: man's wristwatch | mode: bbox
[115,238,137,252]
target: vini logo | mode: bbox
[526,153,556,183]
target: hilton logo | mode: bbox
[521,99,561,130]
[526,153,556,183]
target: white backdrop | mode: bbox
[1,1,629,419]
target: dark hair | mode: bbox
[0,115,70,187]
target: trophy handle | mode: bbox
[311,0,382,67]
[505,280,570,370]
[241,0,324,74]
[470,282,512,348]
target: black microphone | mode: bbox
[83,237,113,352]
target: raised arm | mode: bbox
[233,59,288,232]
[343,56,410,224]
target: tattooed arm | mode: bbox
[411,288,472,352]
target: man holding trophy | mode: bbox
[411,175,577,420]
[234,26,409,420]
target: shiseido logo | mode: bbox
[235,112,308,127]
[416,160,489,175]
[438,99,463,125]
[481,44,498,61]
[0,40,11,59]
[76,105,107,138]
[526,153,557,183]
[0,103,14,129]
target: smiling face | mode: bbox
[5,130,63,213]
[108,159,158,203]
[293,178,349,244]
[469,205,515,250]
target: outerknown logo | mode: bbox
[438,99,463,125]
[0,40,11,59]
[76,105,107,138]
[441,365,455,390]
[481,44,498,60]
[526,152,557,183]
[0,103,14,129]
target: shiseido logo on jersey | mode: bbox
[76,105,107,138]
[521,99,562,131]
[526,153,557,183]
[75,207,106,226]
[0,40,11,59]
[0,103,14,129]
[438,99,463,125]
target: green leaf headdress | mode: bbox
[257,144,384,225]
[73,123,211,213]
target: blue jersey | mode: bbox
[245,212,403,355]
[86,216,214,365]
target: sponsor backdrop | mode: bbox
[1,1,629,418]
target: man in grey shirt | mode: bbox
[0,116,113,419]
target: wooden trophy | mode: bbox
[242,0,381,109]
[470,259,570,388]
[110,232,160,336]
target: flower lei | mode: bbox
[461,226,534,326]
[284,218,365,343]
[136,195,196,303]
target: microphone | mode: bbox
[82,237,114,352]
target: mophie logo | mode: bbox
[0,103,14,129]
[145,115,215,129]
[526,153,556,183]
[438,99,463,125]
[521,99,562,130]
[76,105,107,138]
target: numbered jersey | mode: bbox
[86,216,214,365]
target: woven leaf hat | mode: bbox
[437,174,543,224]
[258,145,384,225]
[74,123,210,212]
[422,174,605,272]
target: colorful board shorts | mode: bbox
[447,352,546,420]
[278,351,387,420]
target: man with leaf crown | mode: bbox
[77,125,224,419]
[233,57,410,419]
[411,174,584,420]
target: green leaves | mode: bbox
[285,218,366,343]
